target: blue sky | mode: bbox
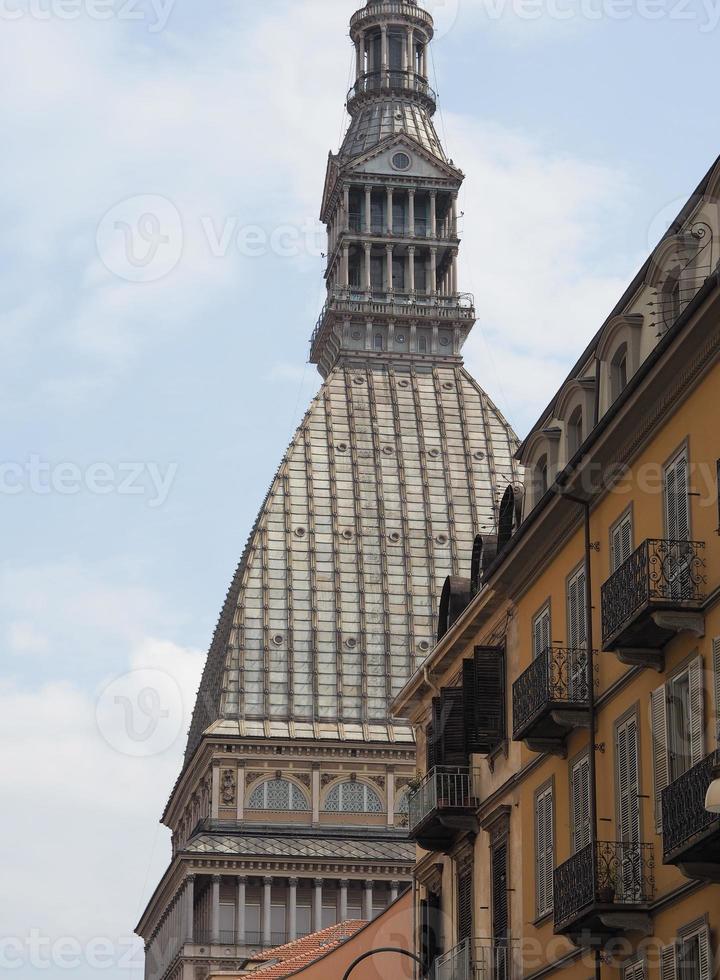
[1,0,718,974]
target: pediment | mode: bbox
[344,135,463,182]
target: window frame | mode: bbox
[247,778,310,812]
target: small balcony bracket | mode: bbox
[525,737,568,759]
[616,648,666,673]
[652,609,705,638]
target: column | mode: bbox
[313,879,323,933]
[288,878,298,941]
[364,186,372,234]
[211,766,220,820]
[408,189,415,236]
[387,768,396,828]
[211,875,221,943]
[381,25,389,81]
[451,250,458,295]
[362,880,373,921]
[364,243,372,292]
[429,247,437,294]
[365,320,373,350]
[236,877,247,945]
[344,185,351,233]
[338,880,349,922]
[451,192,459,237]
[312,764,321,824]
[401,28,408,73]
[355,33,364,80]
[406,29,414,76]
[390,881,400,903]
[421,42,428,78]
[342,245,350,288]
[237,764,245,821]
[407,247,415,295]
[386,186,394,234]
[386,245,394,293]
[429,192,437,239]
[185,876,195,942]
[262,877,273,946]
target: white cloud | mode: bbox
[0,637,204,976]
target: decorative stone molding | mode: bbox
[245,772,263,788]
[221,769,236,806]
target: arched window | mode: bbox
[395,790,410,827]
[247,779,310,811]
[324,781,383,813]
[610,344,628,403]
[535,455,549,499]
[567,407,583,459]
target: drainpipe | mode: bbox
[555,489,601,980]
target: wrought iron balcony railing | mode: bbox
[662,750,720,871]
[435,939,512,980]
[408,767,480,851]
[554,840,655,936]
[601,539,706,656]
[348,70,437,105]
[512,647,591,745]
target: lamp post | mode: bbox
[342,947,425,980]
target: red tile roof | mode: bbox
[241,921,366,980]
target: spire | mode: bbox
[312,0,474,378]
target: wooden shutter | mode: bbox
[439,687,467,768]
[533,606,551,659]
[567,566,587,649]
[465,647,505,754]
[688,655,706,767]
[571,755,591,853]
[665,449,690,542]
[624,962,645,980]
[535,785,554,917]
[616,714,640,845]
[714,638,720,743]
[651,683,670,832]
[491,839,508,941]
[611,511,634,572]
[660,945,677,980]
[457,860,473,944]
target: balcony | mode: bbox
[347,70,437,111]
[512,647,591,753]
[408,767,480,852]
[350,1,435,31]
[554,841,655,942]
[435,939,512,980]
[601,539,706,669]
[662,750,720,882]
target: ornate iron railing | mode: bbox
[435,939,512,980]
[601,539,706,647]
[408,767,480,834]
[512,647,590,739]
[348,70,437,104]
[554,841,655,931]
[350,2,435,30]
[662,750,720,859]
[312,289,475,348]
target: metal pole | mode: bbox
[342,947,425,980]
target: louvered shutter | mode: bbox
[611,512,634,572]
[466,647,505,753]
[660,945,677,980]
[439,687,467,768]
[617,715,640,844]
[492,840,509,947]
[698,925,712,980]
[457,861,473,943]
[624,962,645,980]
[571,755,591,853]
[688,655,706,767]
[651,684,670,833]
[665,450,690,542]
[567,567,587,698]
[533,606,551,659]
[714,638,720,743]
[535,786,554,917]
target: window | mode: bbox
[570,753,591,853]
[247,779,310,811]
[457,852,473,943]
[662,923,713,980]
[417,334,428,353]
[610,509,634,573]
[491,834,509,980]
[567,407,583,459]
[535,783,554,918]
[625,960,646,980]
[664,447,690,542]
[392,151,412,171]
[566,564,587,696]
[650,656,705,831]
[535,455,549,499]
[616,713,641,902]
[324,781,383,813]
[219,903,235,942]
[374,333,384,351]
[532,604,551,660]
[611,344,629,403]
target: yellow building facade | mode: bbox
[394,155,720,979]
